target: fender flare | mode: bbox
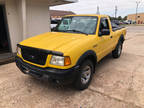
[119,34,125,43]
[76,50,97,66]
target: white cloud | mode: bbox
[51,0,144,17]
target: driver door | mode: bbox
[97,18,112,59]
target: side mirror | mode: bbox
[99,29,110,36]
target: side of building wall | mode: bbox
[26,0,51,38]
[5,0,23,52]
[0,0,4,4]
[127,13,144,24]
[4,0,51,53]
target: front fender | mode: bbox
[76,50,97,66]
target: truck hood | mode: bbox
[20,32,89,53]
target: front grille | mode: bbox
[21,46,48,65]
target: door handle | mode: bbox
[110,36,113,38]
[93,44,98,48]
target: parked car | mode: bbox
[119,21,125,25]
[51,19,60,29]
[123,20,133,24]
[111,20,120,25]
[16,15,126,90]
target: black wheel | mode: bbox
[74,60,94,90]
[112,41,123,58]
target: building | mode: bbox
[0,0,77,60]
[127,13,144,24]
[50,10,75,20]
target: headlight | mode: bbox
[50,55,71,66]
[17,47,21,56]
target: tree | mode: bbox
[117,16,122,20]
[123,16,127,20]
[109,16,116,20]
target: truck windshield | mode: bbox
[55,16,98,35]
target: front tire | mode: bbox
[74,60,94,90]
[112,41,123,58]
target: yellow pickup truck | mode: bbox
[15,14,126,90]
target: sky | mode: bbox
[51,0,144,17]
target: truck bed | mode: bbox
[111,22,125,31]
[112,26,125,31]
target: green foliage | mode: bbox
[123,16,127,20]
[109,16,127,21]
[118,16,122,20]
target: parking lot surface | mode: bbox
[0,26,144,108]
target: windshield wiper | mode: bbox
[66,30,88,35]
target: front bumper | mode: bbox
[15,56,79,83]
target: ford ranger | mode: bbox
[15,15,126,90]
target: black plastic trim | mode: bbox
[15,56,79,81]
[76,50,97,65]
[17,44,64,56]
[120,35,125,42]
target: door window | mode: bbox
[99,18,110,36]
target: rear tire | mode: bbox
[112,41,123,58]
[74,60,94,90]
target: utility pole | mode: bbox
[135,1,141,23]
[96,6,100,14]
[115,6,118,18]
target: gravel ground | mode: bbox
[0,26,144,108]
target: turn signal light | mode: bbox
[64,56,71,66]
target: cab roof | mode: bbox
[64,14,109,18]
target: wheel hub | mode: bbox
[81,66,91,84]
[118,44,122,56]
